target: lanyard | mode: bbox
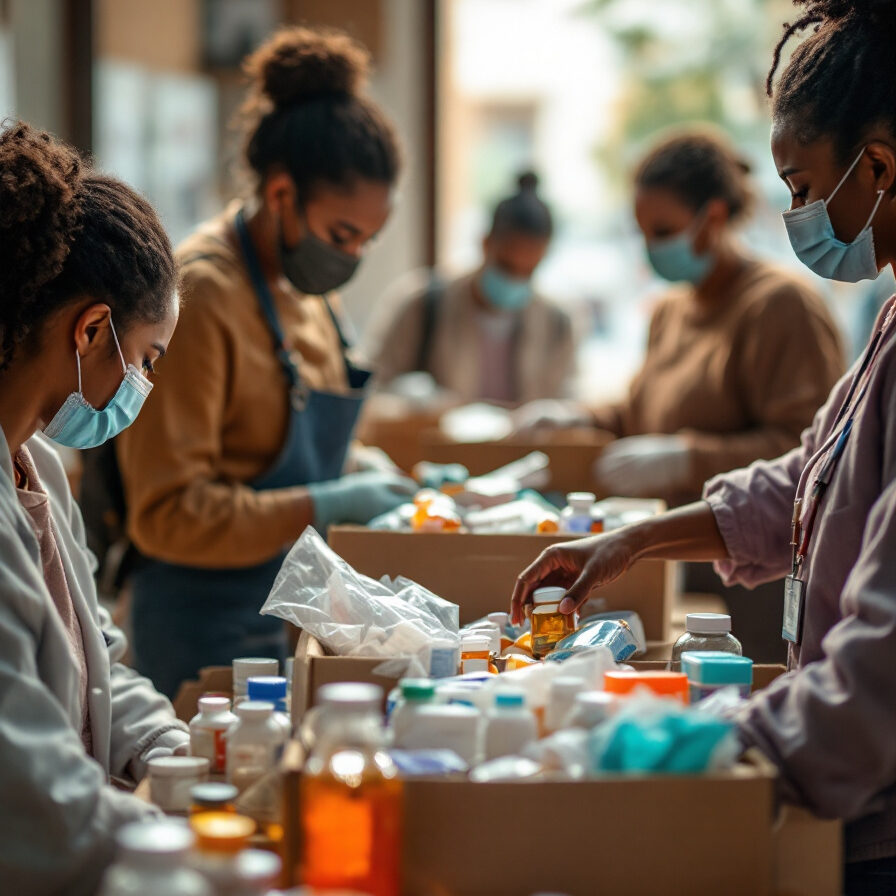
[791,304,895,576]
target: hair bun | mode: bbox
[246,26,371,109]
[517,170,540,193]
[796,0,896,27]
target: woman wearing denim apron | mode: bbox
[117,27,415,698]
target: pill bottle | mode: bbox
[148,756,210,814]
[99,821,211,896]
[484,691,537,760]
[232,658,278,706]
[246,676,292,737]
[544,676,586,733]
[190,783,238,816]
[603,670,689,704]
[392,678,437,748]
[301,683,402,896]
[429,638,461,678]
[398,703,482,766]
[681,651,753,702]
[226,701,286,794]
[563,691,619,729]
[190,696,237,775]
[460,634,492,673]
[560,492,598,534]
[189,812,255,894]
[531,587,576,658]
[231,849,282,896]
[669,613,742,672]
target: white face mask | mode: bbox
[782,146,885,283]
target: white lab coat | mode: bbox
[0,428,189,895]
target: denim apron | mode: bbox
[132,209,371,697]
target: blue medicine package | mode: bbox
[545,618,640,663]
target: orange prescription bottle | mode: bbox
[460,634,493,674]
[530,587,576,658]
[190,811,256,891]
[603,670,690,704]
[300,683,402,896]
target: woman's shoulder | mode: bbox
[736,259,830,322]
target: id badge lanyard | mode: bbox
[784,305,894,643]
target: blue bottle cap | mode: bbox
[681,652,753,686]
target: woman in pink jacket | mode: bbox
[513,2,896,891]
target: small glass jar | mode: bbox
[669,613,742,672]
[530,586,576,658]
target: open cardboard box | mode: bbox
[328,526,676,639]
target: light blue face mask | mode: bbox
[43,320,153,449]
[479,265,533,311]
[782,146,885,283]
[645,215,713,285]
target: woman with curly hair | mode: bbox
[116,26,415,696]
[513,2,896,890]
[0,121,188,893]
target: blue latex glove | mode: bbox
[308,471,417,531]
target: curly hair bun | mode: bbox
[244,26,371,109]
[804,0,896,26]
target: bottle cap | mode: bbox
[400,678,437,701]
[198,695,231,714]
[567,492,596,507]
[488,611,509,629]
[190,782,239,808]
[460,634,490,653]
[246,676,288,701]
[235,700,275,720]
[190,812,255,853]
[117,820,195,867]
[232,657,278,690]
[235,848,282,886]
[533,586,566,606]
[681,651,753,685]
[604,670,689,701]
[147,755,210,778]
[495,690,525,709]
[685,613,732,635]
[316,682,383,712]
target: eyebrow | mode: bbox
[778,167,803,178]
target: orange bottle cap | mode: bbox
[190,812,256,853]
[604,670,689,701]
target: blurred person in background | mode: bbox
[364,171,576,405]
[116,27,415,697]
[0,121,189,894]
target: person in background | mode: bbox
[364,171,576,405]
[513,0,896,888]
[116,27,415,698]
[519,128,844,506]
[0,121,189,894]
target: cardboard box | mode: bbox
[420,428,614,494]
[355,410,445,474]
[328,526,676,640]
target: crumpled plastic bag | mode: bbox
[587,692,739,775]
[261,527,460,676]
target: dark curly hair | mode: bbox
[489,171,554,240]
[239,26,401,200]
[634,127,756,223]
[0,121,176,371]
[767,0,896,163]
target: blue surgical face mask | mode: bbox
[782,146,885,283]
[645,214,713,285]
[43,320,153,449]
[479,265,533,311]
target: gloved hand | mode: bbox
[308,471,418,531]
[593,434,692,497]
[512,399,594,433]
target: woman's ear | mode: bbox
[866,141,896,197]
[73,303,113,359]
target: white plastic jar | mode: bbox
[189,696,237,775]
[544,676,586,733]
[398,703,482,765]
[484,690,537,760]
[231,657,278,706]
[560,492,597,533]
[99,821,211,896]
[226,701,286,793]
[392,678,437,747]
[148,756,210,813]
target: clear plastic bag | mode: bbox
[261,527,460,675]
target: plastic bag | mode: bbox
[261,527,460,676]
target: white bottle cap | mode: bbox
[235,700,275,720]
[488,611,509,629]
[533,586,566,606]
[147,755,210,778]
[198,696,231,714]
[232,657,279,690]
[116,820,195,867]
[316,682,383,713]
[686,613,732,635]
[234,848,282,886]
[460,634,490,653]
[567,492,596,508]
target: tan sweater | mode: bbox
[117,204,350,568]
[363,270,576,403]
[592,260,845,501]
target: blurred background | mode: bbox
[1,0,891,402]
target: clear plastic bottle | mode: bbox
[246,676,292,738]
[99,821,211,896]
[530,587,576,658]
[232,658,278,707]
[301,682,402,896]
[190,696,238,775]
[226,701,287,794]
[484,691,537,760]
[391,678,437,747]
[560,492,600,534]
[669,613,742,672]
